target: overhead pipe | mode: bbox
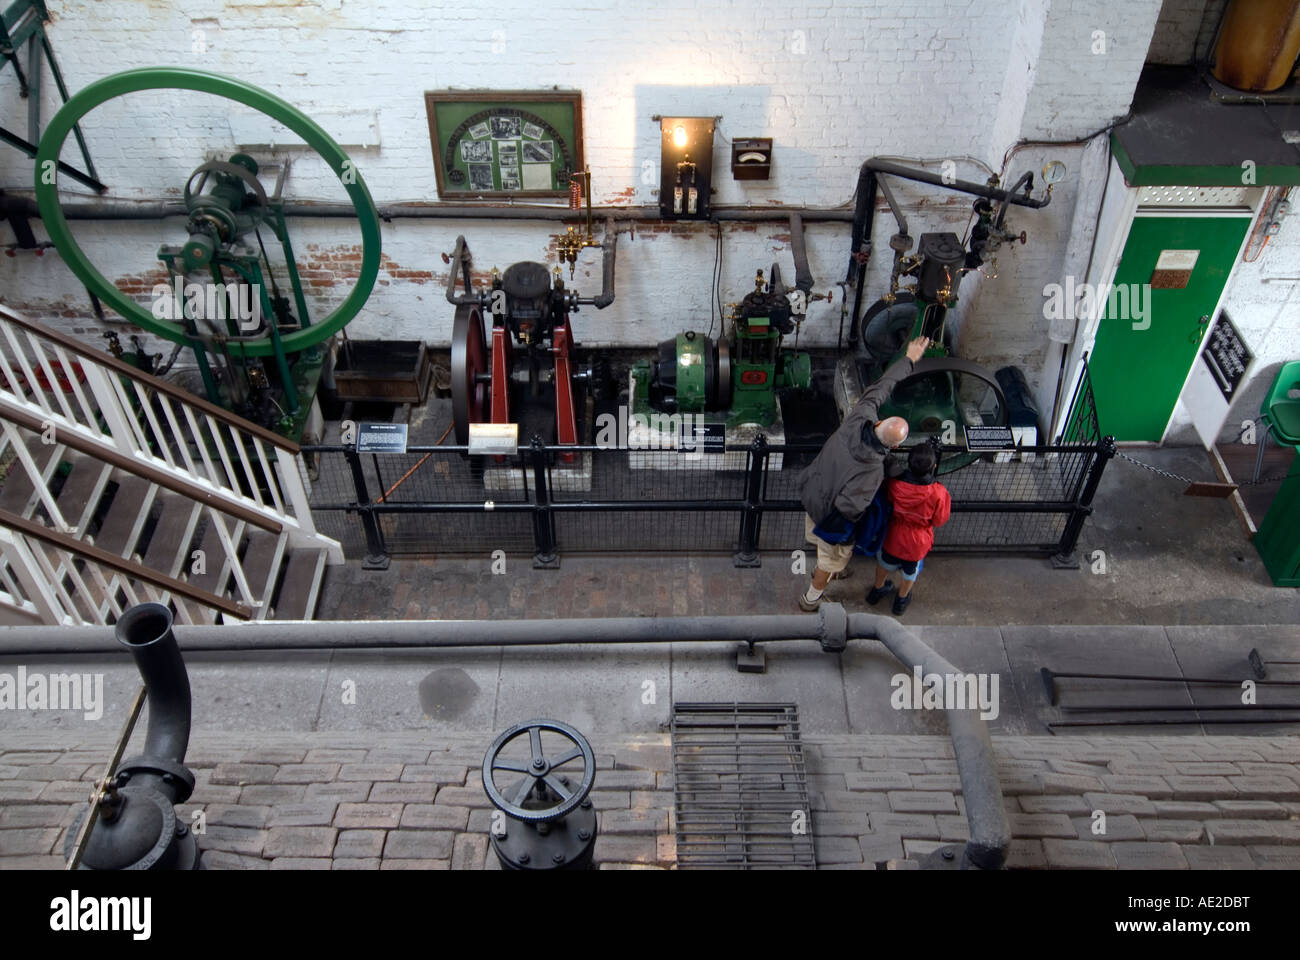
[844,157,1052,348]
[2,194,855,223]
[6,604,1009,869]
[64,602,198,870]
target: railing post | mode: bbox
[529,437,560,569]
[345,444,389,570]
[1052,435,1115,569]
[733,434,766,568]
[275,447,342,563]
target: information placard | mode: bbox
[1201,312,1252,402]
[680,422,726,454]
[963,424,1016,452]
[356,423,408,454]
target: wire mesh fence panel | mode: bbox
[302,430,1109,561]
[551,446,749,553]
[756,445,813,552]
[934,451,1090,503]
[304,446,535,557]
[934,509,1069,552]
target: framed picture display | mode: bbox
[424,90,584,199]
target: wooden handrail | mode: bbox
[0,396,284,534]
[0,508,253,619]
[0,304,300,453]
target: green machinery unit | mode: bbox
[633,264,812,428]
[33,67,381,440]
[854,232,1009,458]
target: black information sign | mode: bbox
[680,422,726,454]
[1200,312,1252,402]
[963,424,1016,452]
[356,423,409,454]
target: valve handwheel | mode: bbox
[482,719,595,823]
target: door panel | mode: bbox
[1089,213,1250,441]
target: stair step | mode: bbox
[239,530,283,609]
[187,518,231,595]
[272,548,325,621]
[141,495,201,578]
[0,436,59,514]
[0,462,39,514]
[54,453,112,534]
[93,475,155,557]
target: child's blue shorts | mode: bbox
[876,547,924,582]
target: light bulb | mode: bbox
[673,124,688,149]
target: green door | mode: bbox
[1088,213,1251,441]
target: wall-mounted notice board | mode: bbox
[424,90,584,199]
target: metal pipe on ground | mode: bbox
[0,605,1010,870]
[1049,716,1300,732]
[1040,666,1300,705]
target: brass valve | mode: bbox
[555,168,600,278]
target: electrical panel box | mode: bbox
[659,117,715,220]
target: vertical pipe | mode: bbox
[115,602,190,769]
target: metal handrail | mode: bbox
[0,304,298,453]
[0,508,252,618]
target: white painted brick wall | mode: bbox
[0,0,1166,411]
[1145,0,1213,65]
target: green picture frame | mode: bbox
[424,90,584,199]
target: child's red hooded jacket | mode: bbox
[882,471,951,562]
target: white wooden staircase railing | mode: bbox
[0,303,341,625]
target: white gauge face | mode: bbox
[1042,160,1067,185]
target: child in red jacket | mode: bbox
[866,441,950,615]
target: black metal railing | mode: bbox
[302,429,1113,569]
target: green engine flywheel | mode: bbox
[33,67,382,357]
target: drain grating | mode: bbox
[671,702,816,869]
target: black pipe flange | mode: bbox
[63,786,199,871]
[483,719,598,870]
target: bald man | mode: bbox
[798,337,931,611]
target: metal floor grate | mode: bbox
[671,702,816,869]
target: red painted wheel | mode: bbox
[451,303,488,445]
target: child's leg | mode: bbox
[873,563,889,589]
[897,557,923,597]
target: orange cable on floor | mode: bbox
[377,422,452,502]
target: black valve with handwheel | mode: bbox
[481,719,598,870]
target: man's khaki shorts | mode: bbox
[804,514,854,574]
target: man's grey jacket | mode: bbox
[798,356,914,535]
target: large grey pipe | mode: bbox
[849,613,1010,870]
[115,602,192,779]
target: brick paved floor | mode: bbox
[4,732,1299,870]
